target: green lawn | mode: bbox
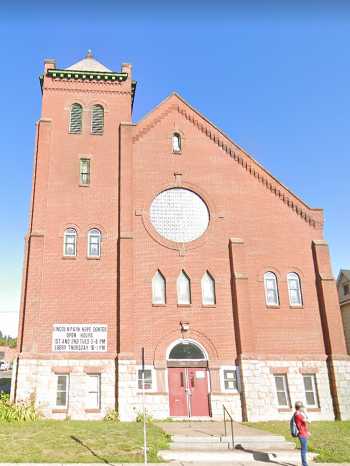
[247,420,350,463]
[0,420,169,463]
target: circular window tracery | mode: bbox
[149,188,210,243]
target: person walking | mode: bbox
[294,401,311,466]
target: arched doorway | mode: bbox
[167,339,210,417]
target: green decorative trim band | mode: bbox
[47,69,128,82]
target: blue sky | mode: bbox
[1,1,350,336]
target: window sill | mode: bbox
[52,408,68,414]
[79,184,90,188]
[289,305,304,309]
[306,407,321,412]
[62,256,77,260]
[201,305,216,308]
[87,256,101,260]
[152,304,166,307]
[84,408,101,413]
[278,407,292,412]
[90,133,103,136]
[266,305,280,309]
[177,304,191,308]
[172,150,182,155]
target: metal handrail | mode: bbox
[223,404,234,449]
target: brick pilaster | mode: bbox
[118,122,135,358]
[229,238,256,421]
[312,240,350,419]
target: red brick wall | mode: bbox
[19,63,347,368]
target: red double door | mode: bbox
[168,367,210,417]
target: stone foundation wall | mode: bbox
[14,358,116,420]
[210,393,242,421]
[241,359,334,422]
[329,358,350,420]
[117,361,169,420]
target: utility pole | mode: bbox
[141,347,148,465]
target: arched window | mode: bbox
[63,228,77,256]
[172,132,182,153]
[168,341,205,360]
[264,272,279,306]
[201,271,216,305]
[87,229,101,257]
[177,270,191,305]
[287,272,302,306]
[91,104,104,135]
[152,270,166,304]
[69,103,83,134]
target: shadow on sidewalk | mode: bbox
[235,445,297,466]
[70,435,113,465]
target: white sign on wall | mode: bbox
[52,324,107,352]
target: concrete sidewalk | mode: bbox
[0,463,349,466]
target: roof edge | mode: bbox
[135,91,322,213]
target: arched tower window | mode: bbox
[264,271,279,306]
[69,103,82,134]
[63,228,77,257]
[152,270,166,304]
[177,270,191,305]
[87,229,101,257]
[201,271,216,305]
[91,104,104,135]
[172,132,182,153]
[287,272,303,306]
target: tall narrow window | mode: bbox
[172,132,181,153]
[88,229,101,258]
[152,270,166,304]
[69,103,82,134]
[91,104,104,135]
[201,271,216,305]
[274,374,290,408]
[177,270,191,305]
[303,374,319,408]
[287,273,302,306]
[80,159,90,185]
[86,374,100,409]
[63,228,77,257]
[264,272,279,306]
[56,374,69,408]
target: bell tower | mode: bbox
[13,53,135,418]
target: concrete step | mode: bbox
[170,442,231,450]
[160,448,317,463]
[171,434,296,451]
[235,440,296,451]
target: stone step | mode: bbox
[160,448,317,463]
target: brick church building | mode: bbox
[12,53,350,421]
